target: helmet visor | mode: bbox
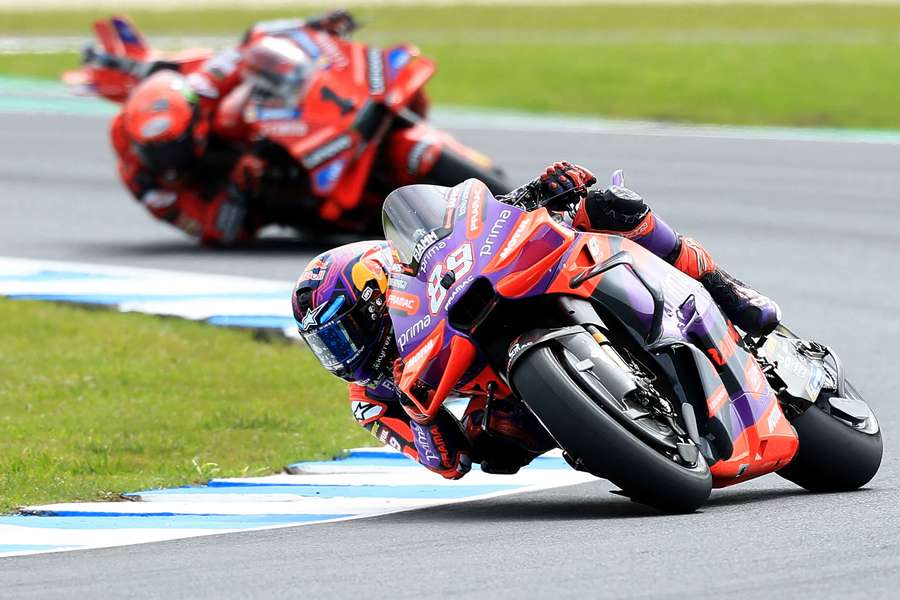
[299,299,379,377]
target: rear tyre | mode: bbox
[426,147,511,196]
[512,346,711,513]
[777,391,882,492]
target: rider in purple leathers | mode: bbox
[292,162,781,479]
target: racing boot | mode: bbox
[673,236,782,337]
[463,397,556,474]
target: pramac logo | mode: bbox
[466,184,486,239]
[387,290,421,315]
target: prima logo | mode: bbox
[480,209,512,256]
[397,314,431,350]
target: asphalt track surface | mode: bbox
[2,111,899,598]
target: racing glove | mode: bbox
[409,412,473,480]
[307,10,359,38]
[502,161,596,212]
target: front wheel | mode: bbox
[512,345,712,513]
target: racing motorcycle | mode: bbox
[63,15,510,235]
[381,174,882,513]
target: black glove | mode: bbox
[308,10,359,37]
[502,161,597,212]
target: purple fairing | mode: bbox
[381,179,777,444]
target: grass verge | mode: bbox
[2,5,900,127]
[0,299,367,513]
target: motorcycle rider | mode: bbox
[292,162,782,479]
[109,11,357,245]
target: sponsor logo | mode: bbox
[412,422,441,466]
[411,230,439,264]
[351,400,386,424]
[480,209,512,256]
[253,106,301,122]
[389,276,407,290]
[367,47,385,94]
[405,334,438,372]
[497,214,531,261]
[508,342,525,359]
[445,275,474,307]
[387,290,421,315]
[298,304,324,331]
[314,30,348,67]
[397,314,431,350]
[466,186,485,239]
[300,259,328,282]
[301,134,352,169]
[258,121,309,137]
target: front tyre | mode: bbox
[512,346,712,513]
[777,383,882,492]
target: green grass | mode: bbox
[2,4,900,127]
[0,299,368,513]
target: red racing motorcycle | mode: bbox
[64,15,510,236]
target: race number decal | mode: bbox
[427,244,474,313]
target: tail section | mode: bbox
[94,16,149,59]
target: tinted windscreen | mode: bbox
[382,185,453,269]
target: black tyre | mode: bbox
[777,387,882,492]
[512,346,712,513]
[425,147,511,196]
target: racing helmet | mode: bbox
[292,241,396,384]
[243,36,316,104]
[122,70,208,174]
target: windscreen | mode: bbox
[382,185,454,270]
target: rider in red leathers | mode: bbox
[109,12,356,245]
[292,162,782,479]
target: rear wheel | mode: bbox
[512,345,711,513]
[778,381,882,492]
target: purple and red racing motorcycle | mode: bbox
[381,173,882,512]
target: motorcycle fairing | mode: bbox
[385,180,798,485]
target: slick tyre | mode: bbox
[777,401,882,492]
[425,147,511,196]
[512,346,711,514]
